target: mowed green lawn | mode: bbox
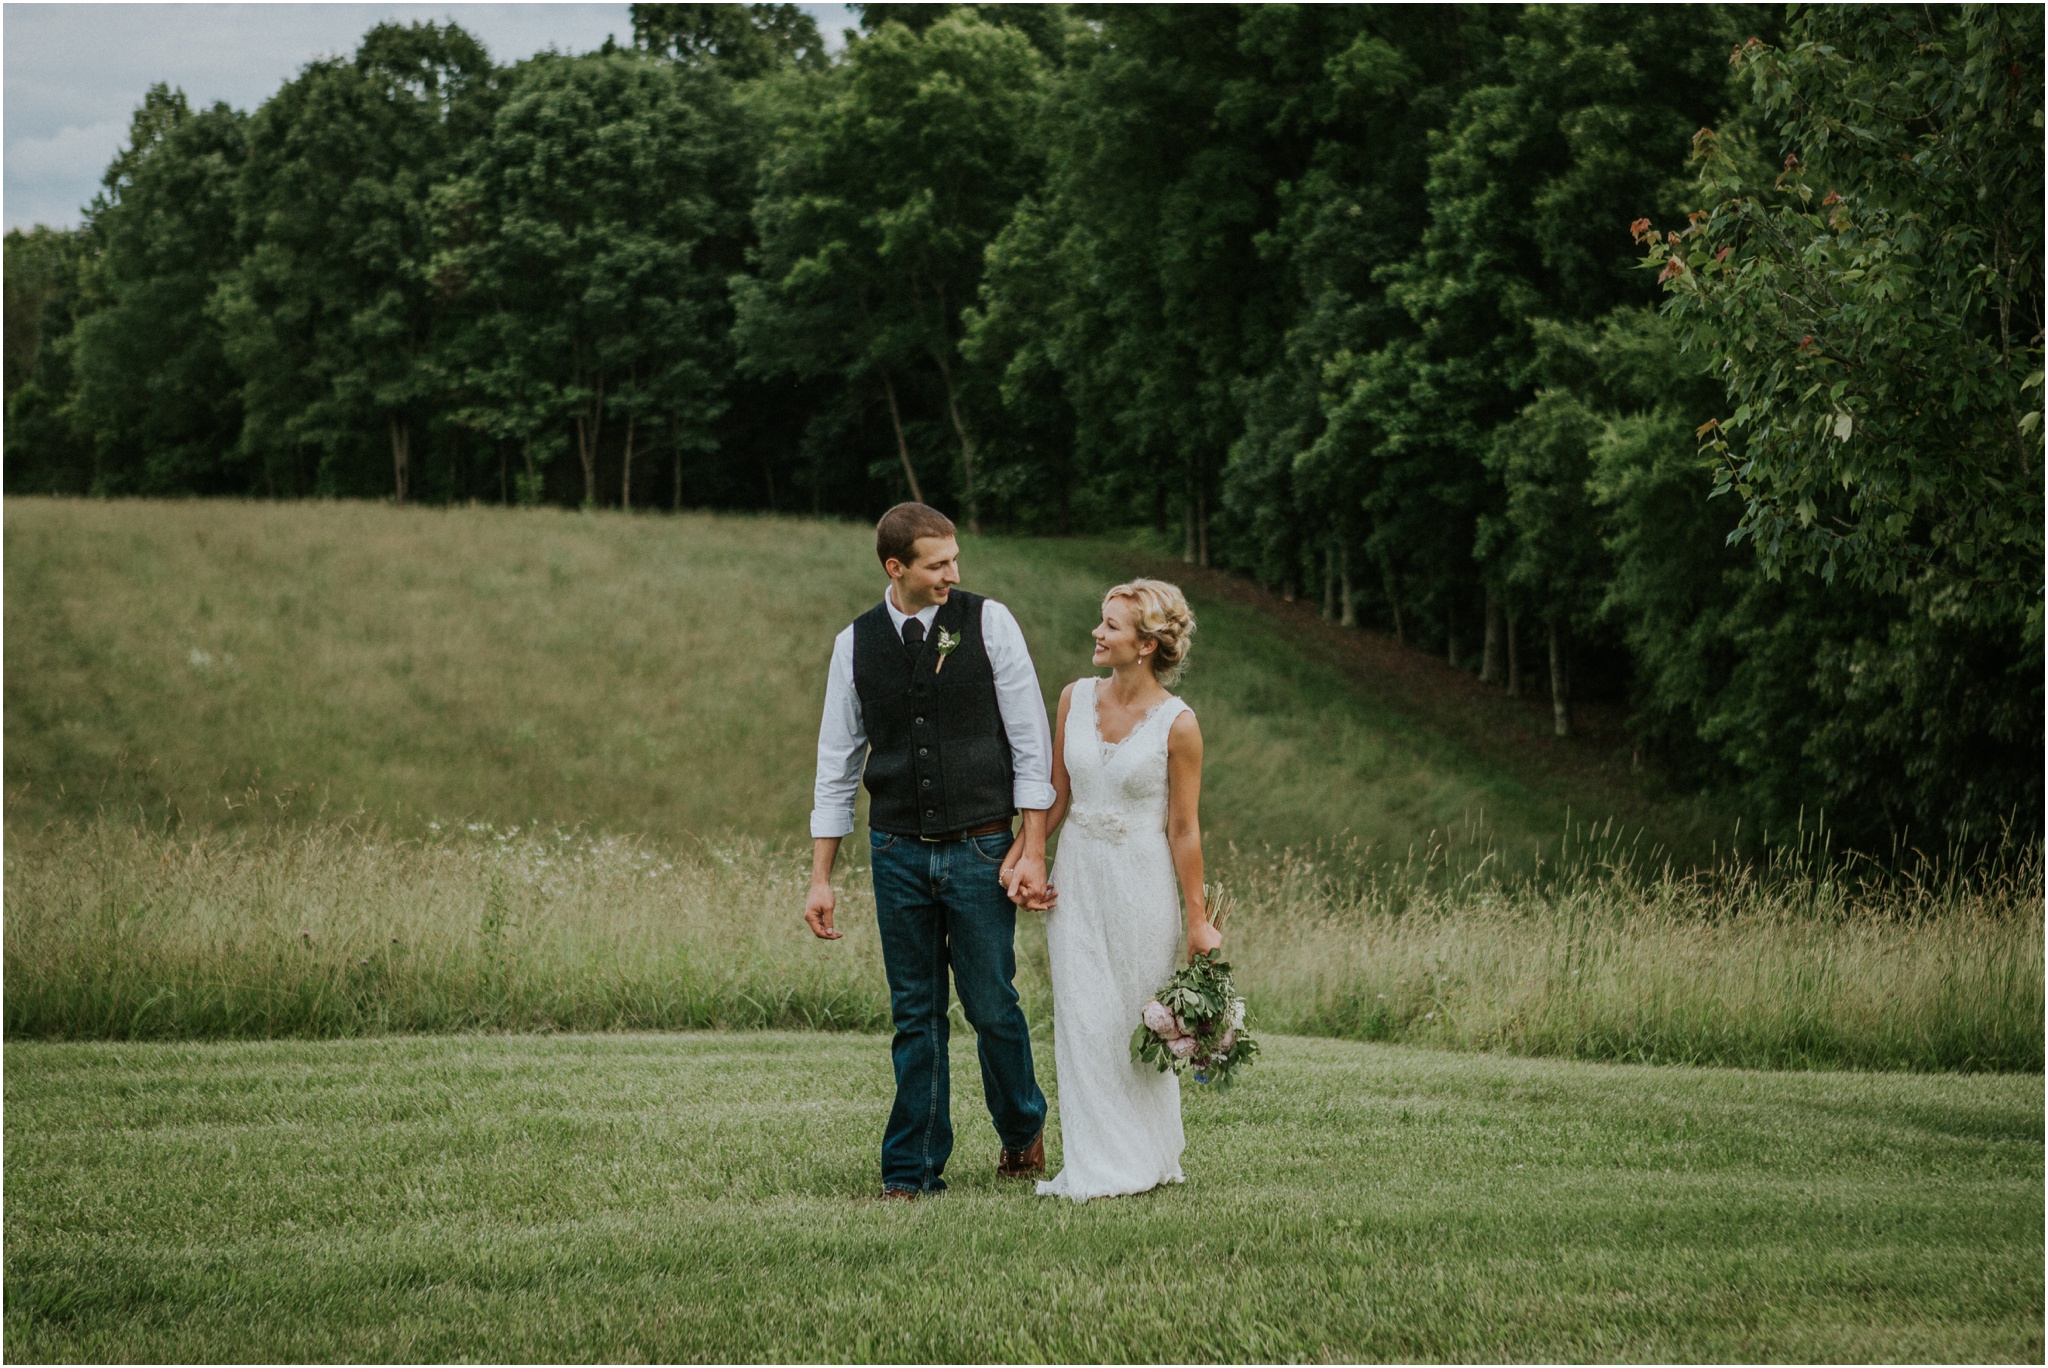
[6,1032,2039,1363]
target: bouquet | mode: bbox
[1130,950,1259,1089]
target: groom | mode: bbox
[804,502,1054,1201]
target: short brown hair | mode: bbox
[876,503,957,568]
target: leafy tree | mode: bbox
[1,226,92,493]
[733,10,1046,524]
[854,4,1072,65]
[631,3,827,78]
[1231,7,1506,618]
[430,50,748,508]
[1322,3,1742,698]
[216,22,495,498]
[5,226,81,401]
[66,85,249,493]
[1641,4,2044,641]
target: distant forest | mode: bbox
[5,3,2040,850]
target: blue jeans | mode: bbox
[869,826,1047,1193]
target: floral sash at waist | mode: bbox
[1066,807,1164,842]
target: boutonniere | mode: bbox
[932,628,962,673]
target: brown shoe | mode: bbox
[997,1130,1045,1178]
[877,1187,919,1203]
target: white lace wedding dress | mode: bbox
[1037,676,1189,1202]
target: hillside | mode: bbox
[4,498,1716,865]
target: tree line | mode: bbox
[5,3,2039,851]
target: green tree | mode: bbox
[67,85,249,493]
[430,50,748,508]
[630,3,827,78]
[216,21,495,499]
[1,226,92,493]
[1641,4,2044,640]
[1322,3,1742,694]
[733,10,1046,524]
[1226,8,1505,621]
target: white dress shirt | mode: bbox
[810,588,1056,838]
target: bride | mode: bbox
[1003,578,1221,1201]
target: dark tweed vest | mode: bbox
[852,589,1015,837]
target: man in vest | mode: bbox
[804,502,1054,1201]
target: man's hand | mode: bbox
[1005,850,1055,910]
[805,836,844,940]
[805,881,842,940]
[1001,808,1057,910]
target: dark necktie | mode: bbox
[901,617,925,665]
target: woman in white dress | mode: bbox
[1003,579,1222,1202]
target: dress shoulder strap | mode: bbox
[1151,693,1191,743]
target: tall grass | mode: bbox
[1224,826,2043,1073]
[8,818,2037,1071]
[3,820,892,1039]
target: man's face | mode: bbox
[887,535,961,610]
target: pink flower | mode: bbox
[1143,1000,1178,1038]
[1173,1015,1191,1038]
[1218,1028,1236,1053]
[1168,1035,1199,1059]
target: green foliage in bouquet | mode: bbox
[1131,951,1259,1090]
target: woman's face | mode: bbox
[1091,597,1153,672]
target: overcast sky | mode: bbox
[4,2,859,232]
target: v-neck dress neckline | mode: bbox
[1090,679,1174,757]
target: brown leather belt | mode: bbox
[917,818,1012,844]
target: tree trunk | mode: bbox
[389,415,410,503]
[499,443,508,505]
[573,372,603,509]
[933,353,980,532]
[1197,490,1209,568]
[1183,475,1197,564]
[1339,546,1357,627]
[1481,591,1505,685]
[620,414,636,512]
[1322,546,1337,621]
[1380,555,1403,645]
[880,372,924,504]
[520,437,538,506]
[574,417,597,507]
[1548,619,1572,738]
[1445,593,1458,667]
[1506,609,1521,697]
[673,440,683,512]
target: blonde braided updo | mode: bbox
[1104,578,1196,687]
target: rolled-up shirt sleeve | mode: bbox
[809,626,865,839]
[982,599,1057,812]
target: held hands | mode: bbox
[804,881,842,940]
[999,846,1058,911]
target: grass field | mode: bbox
[6,1032,2040,1362]
[6,497,2042,1362]
[8,819,2039,1072]
[4,496,1709,863]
